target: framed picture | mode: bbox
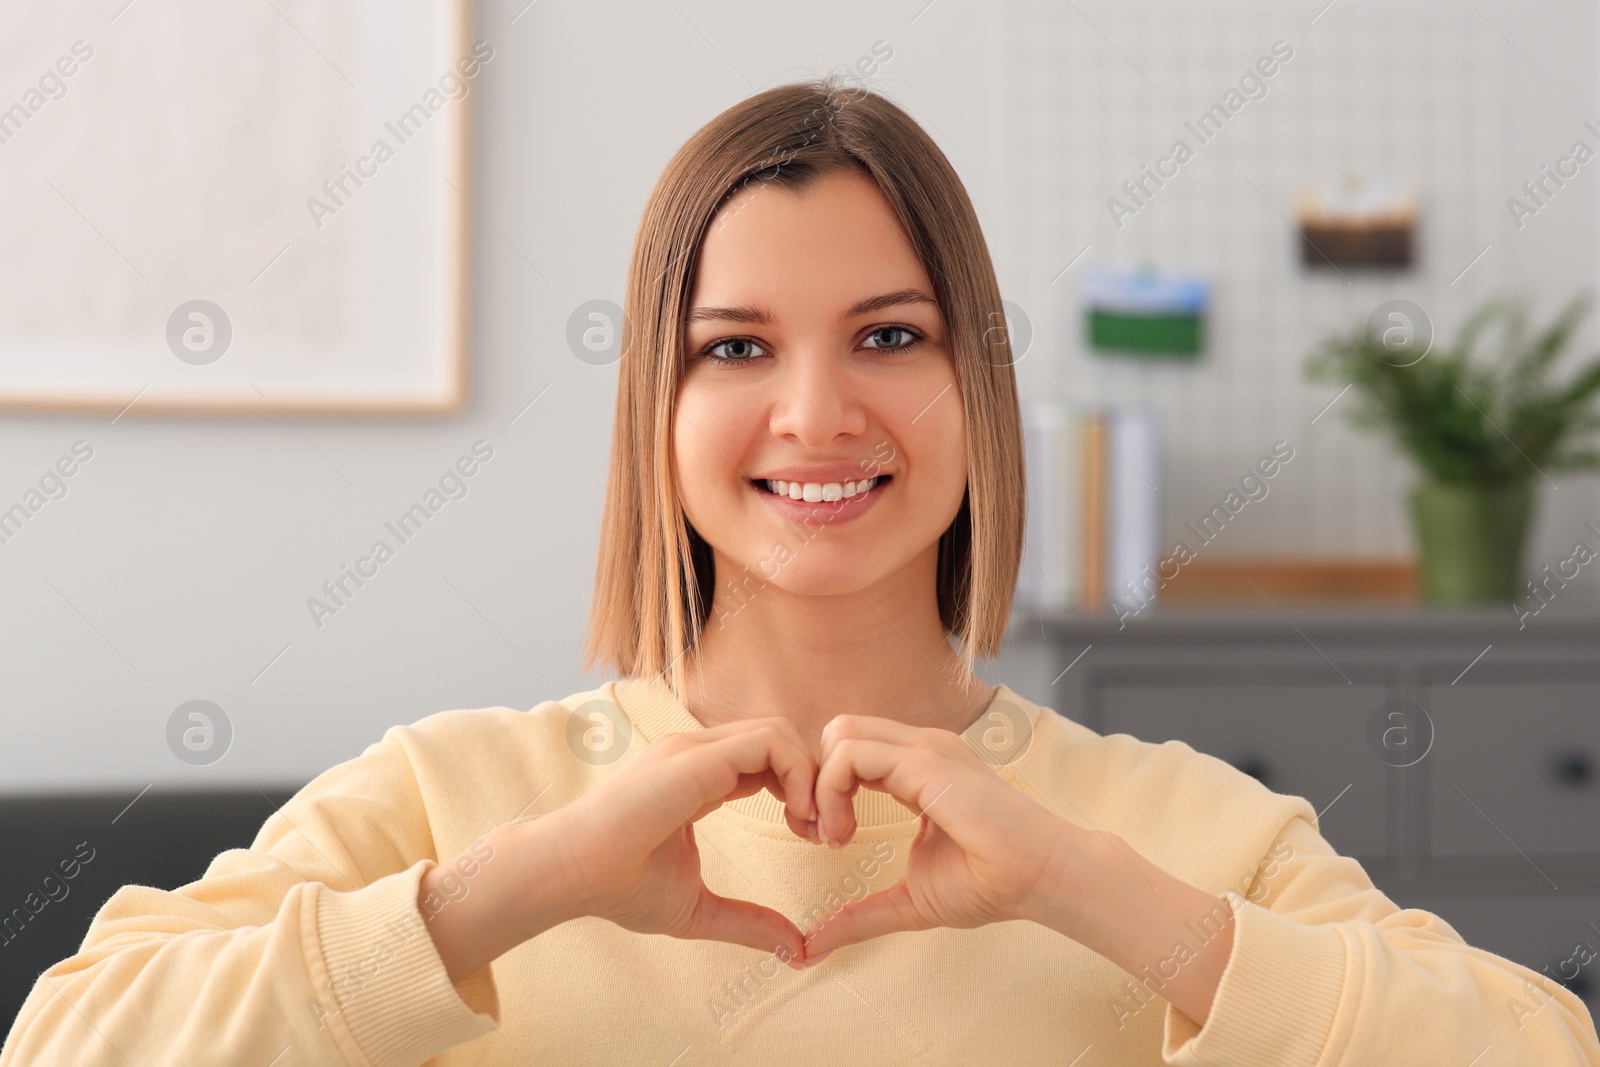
[0,0,477,417]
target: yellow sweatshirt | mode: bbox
[5,677,1598,1066]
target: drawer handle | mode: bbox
[1550,751,1594,788]
[1231,754,1272,788]
[1543,964,1590,1002]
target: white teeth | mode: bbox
[763,476,879,500]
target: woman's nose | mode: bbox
[766,349,868,445]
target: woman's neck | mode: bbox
[680,545,998,757]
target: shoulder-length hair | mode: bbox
[581,74,1025,703]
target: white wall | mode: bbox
[2,0,1596,793]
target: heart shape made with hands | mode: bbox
[611,707,1231,1033]
[792,710,1061,964]
[586,703,1053,970]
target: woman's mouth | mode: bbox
[750,474,890,502]
[746,474,892,524]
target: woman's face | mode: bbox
[675,167,968,601]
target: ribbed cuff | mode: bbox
[1163,897,1349,1066]
[312,859,500,1066]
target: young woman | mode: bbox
[6,77,1599,1067]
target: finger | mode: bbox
[708,768,817,842]
[815,737,948,847]
[690,718,816,821]
[711,767,784,808]
[819,714,934,765]
[750,769,820,842]
[679,885,807,969]
[710,724,818,827]
[630,724,817,844]
[802,880,931,960]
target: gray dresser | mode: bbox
[1005,606,1600,1013]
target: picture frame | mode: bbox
[0,0,476,418]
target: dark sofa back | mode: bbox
[0,787,300,1032]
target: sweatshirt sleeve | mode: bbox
[1160,812,1600,1066]
[0,728,501,1067]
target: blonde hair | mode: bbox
[581,74,1025,703]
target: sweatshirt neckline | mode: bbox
[610,674,1040,828]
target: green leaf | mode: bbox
[1301,295,1600,483]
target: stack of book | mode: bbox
[1015,401,1166,614]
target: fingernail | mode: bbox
[826,836,841,849]
[804,819,819,842]
[805,950,833,968]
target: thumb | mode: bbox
[677,885,806,969]
[802,881,930,961]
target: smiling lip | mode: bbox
[748,474,890,526]
[751,464,892,483]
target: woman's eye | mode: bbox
[698,327,923,365]
[862,326,922,350]
[702,338,768,364]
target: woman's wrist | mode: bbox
[500,814,595,938]
[1016,820,1113,941]
[420,816,589,985]
[1027,821,1236,1027]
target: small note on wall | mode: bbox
[1083,265,1209,360]
[1295,177,1417,269]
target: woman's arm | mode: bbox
[415,714,823,984]
[417,816,584,986]
[0,728,502,1067]
[804,714,1600,1067]
[1025,828,1237,1031]
[1097,812,1600,1066]
[2,708,823,1066]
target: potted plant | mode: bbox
[1305,295,1600,603]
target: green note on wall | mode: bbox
[1084,265,1209,359]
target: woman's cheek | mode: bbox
[670,425,718,530]
[915,400,968,499]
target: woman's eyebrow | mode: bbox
[686,288,937,325]
[845,288,938,318]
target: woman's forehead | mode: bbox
[690,174,934,324]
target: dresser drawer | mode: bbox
[1100,682,1390,859]
[1387,890,1600,1014]
[1426,682,1600,859]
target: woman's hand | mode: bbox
[801,713,1083,960]
[797,714,1235,1027]
[552,717,820,964]
[421,717,823,985]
